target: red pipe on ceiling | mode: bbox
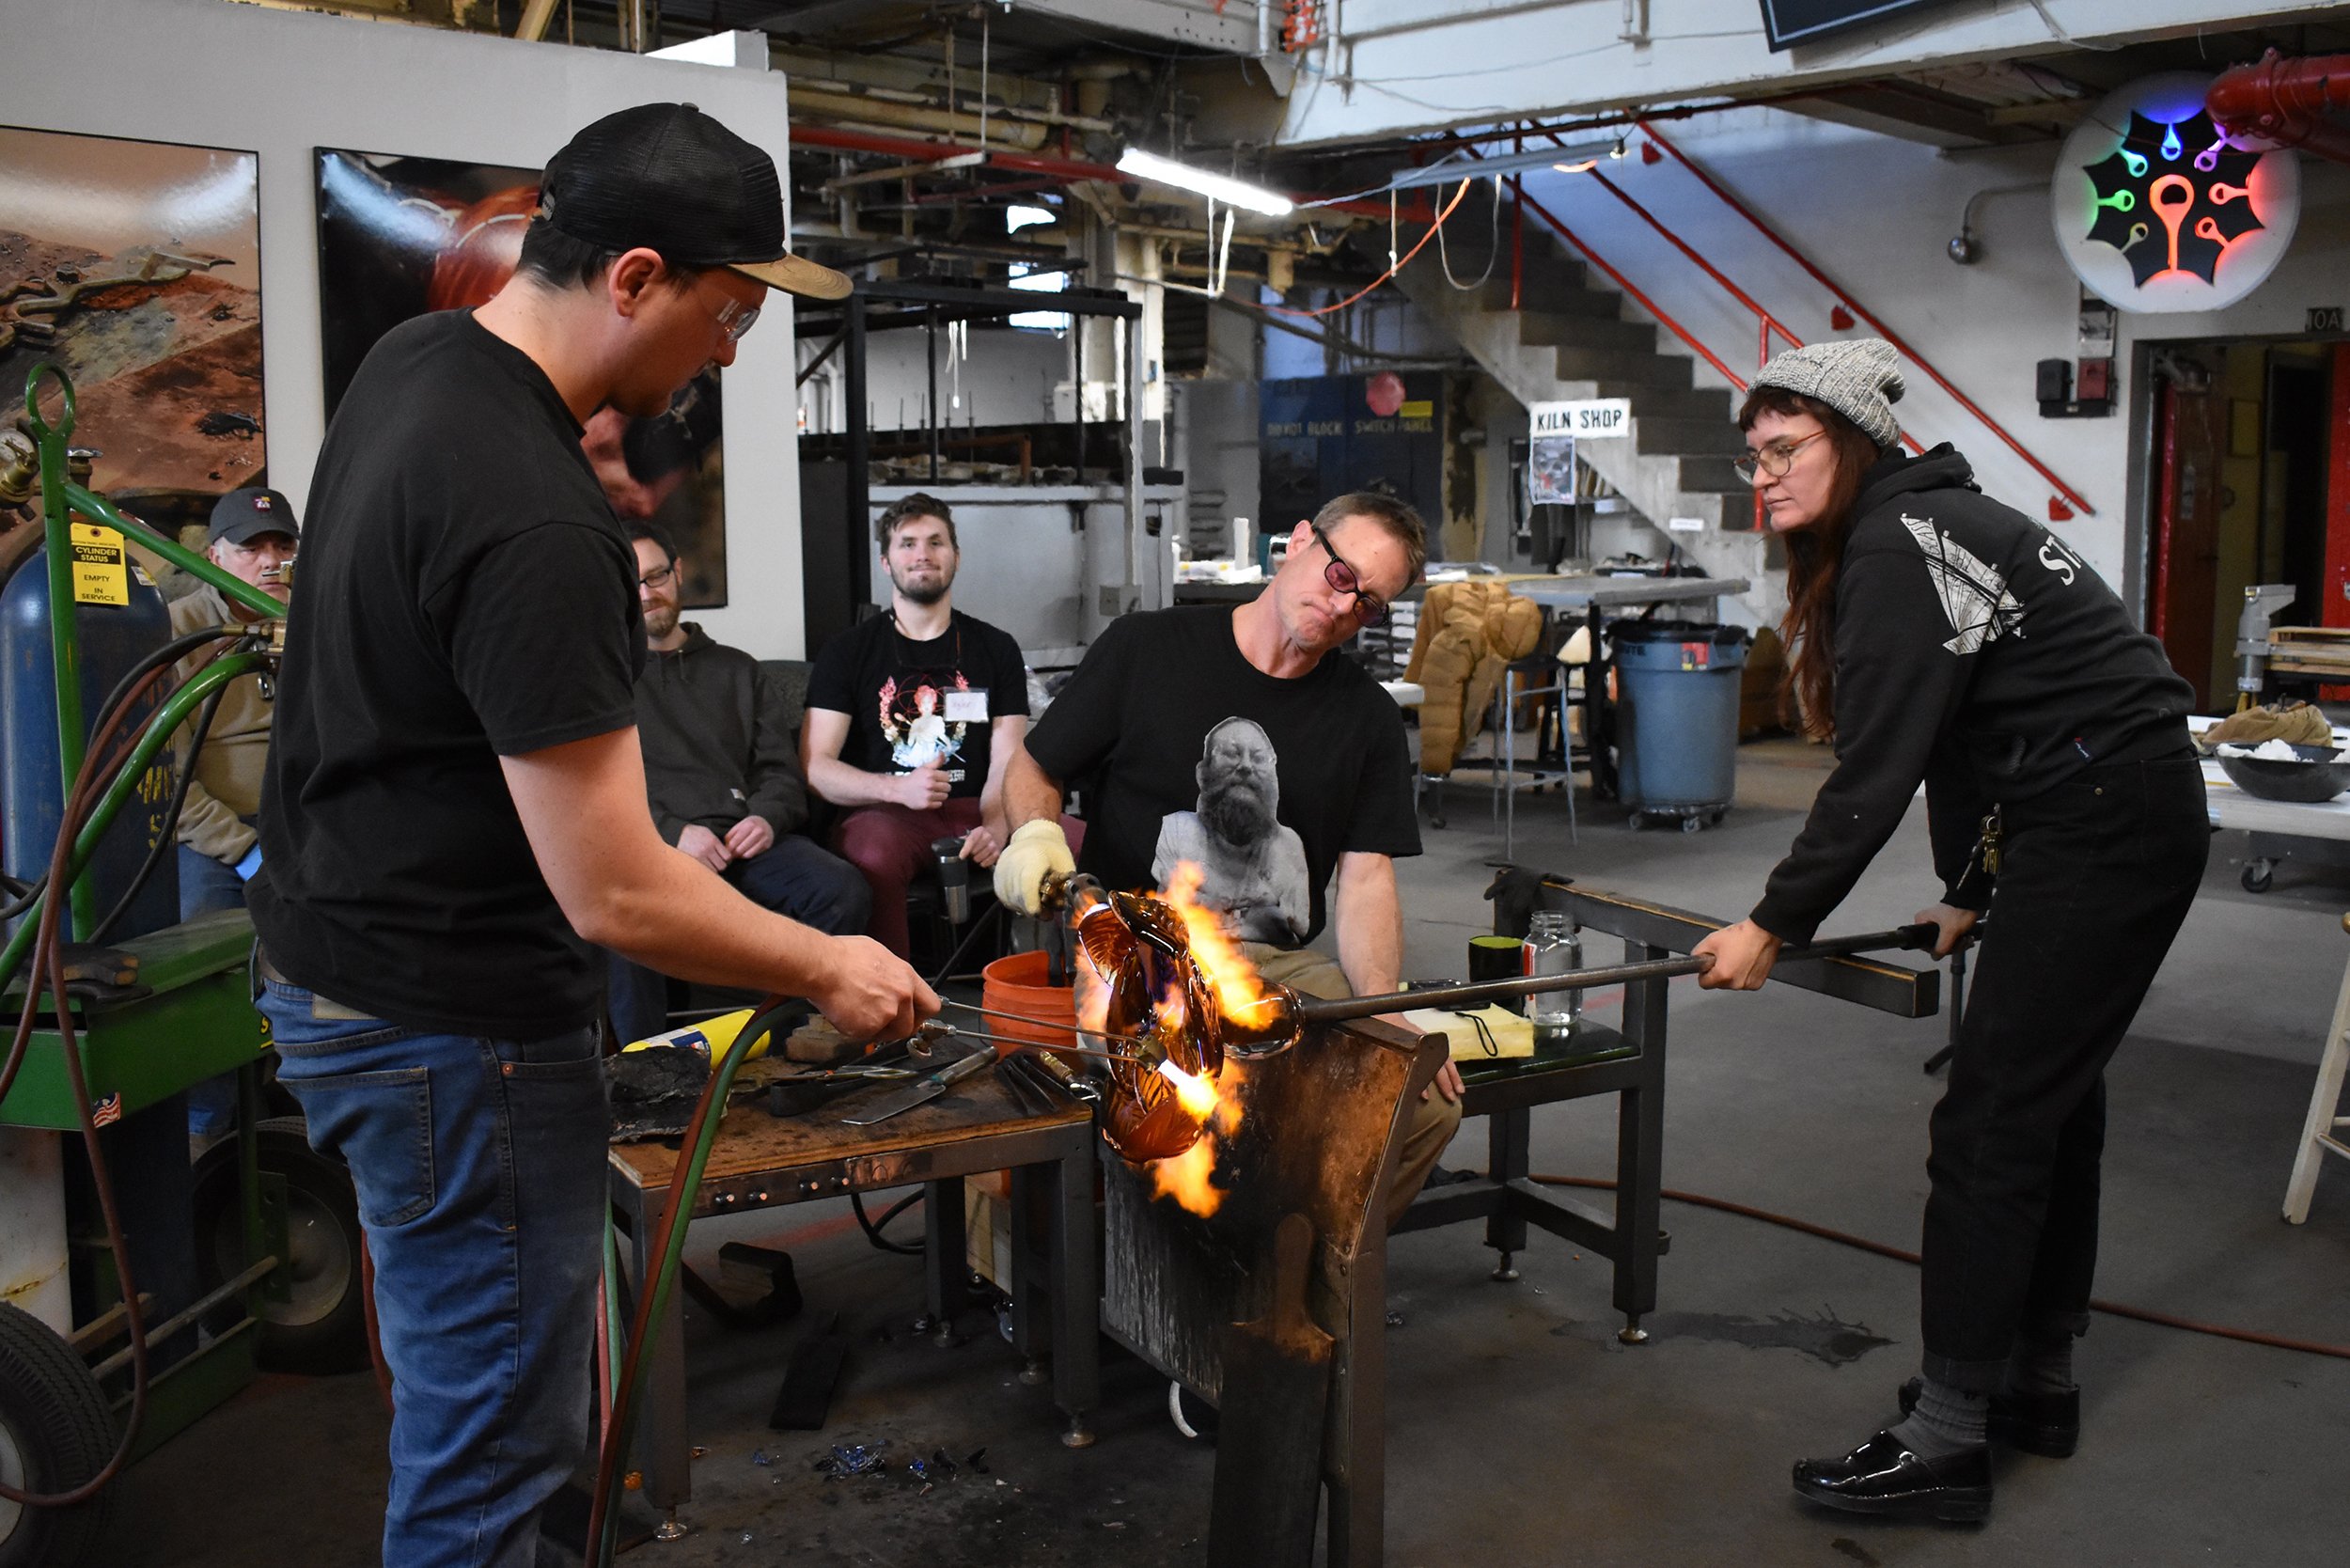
[785,121,1429,221]
[2207,49,2350,165]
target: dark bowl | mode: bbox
[2217,744,2350,804]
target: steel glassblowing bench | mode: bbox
[605,1058,1101,1537]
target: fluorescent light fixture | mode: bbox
[1009,263,1070,332]
[1115,148,1294,217]
[1385,137,1626,191]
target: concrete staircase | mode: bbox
[1398,236,1782,622]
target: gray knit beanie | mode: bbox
[1751,337,1904,450]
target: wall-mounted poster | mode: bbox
[314,148,728,605]
[0,125,265,580]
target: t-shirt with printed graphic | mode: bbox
[806,609,1029,799]
[1023,604,1420,949]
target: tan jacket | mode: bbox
[167,583,274,865]
[1401,581,1543,776]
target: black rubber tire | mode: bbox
[190,1116,368,1374]
[2240,860,2274,894]
[0,1302,118,1568]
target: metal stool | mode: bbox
[2283,912,2350,1223]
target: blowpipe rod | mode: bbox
[1292,923,1937,1025]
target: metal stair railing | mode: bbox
[1482,121,2094,526]
[1630,119,2095,521]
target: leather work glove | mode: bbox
[994,819,1074,916]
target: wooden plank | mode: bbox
[1103,1020,1438,1404]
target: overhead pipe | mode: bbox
[790,88,1050,150]
[2208,50,2350,165]
[786,121,1427,221]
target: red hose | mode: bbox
[1524,1173,2350,1361]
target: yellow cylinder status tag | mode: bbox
[70,522,131,606]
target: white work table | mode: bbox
[2189,715,2350,892]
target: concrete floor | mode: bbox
[124,739,2350,1567]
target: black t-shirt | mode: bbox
[806,610,1029,799]
[1023,605,1419,948]
[249,311,644,1038]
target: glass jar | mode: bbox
[1524,910,1583,1035]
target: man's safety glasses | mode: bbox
[1308,521,1390,627]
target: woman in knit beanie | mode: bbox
[1693,338,2206,1524]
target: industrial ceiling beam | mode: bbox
[1007,0,1261,56]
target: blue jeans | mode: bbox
[258,983,606,1568]
[180,844,250,1137]
[605,832,871,1043]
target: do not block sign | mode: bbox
[1530,398,1631,439]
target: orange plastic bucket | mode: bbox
[980,950,1079,1050]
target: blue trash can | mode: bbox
[1609,619,1748,830]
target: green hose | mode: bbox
[590,999,795,1568]
[0,651,272,999]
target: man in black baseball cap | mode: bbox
[251,104,921,1566]
[537,101,851,303]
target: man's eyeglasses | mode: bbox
[1732,429,1827,484]
[702,290,760,345]
[1308,521,1390,627]
[637,564,676,590]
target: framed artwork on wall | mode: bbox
[313,148,728,606]
[0,124,265,586]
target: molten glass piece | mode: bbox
[1064,870,1311,1167]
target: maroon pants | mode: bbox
[832,800,1084,958]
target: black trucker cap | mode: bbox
[538,102,852,301]
[208,487,299,546]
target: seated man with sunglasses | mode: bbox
[995,492,1462,1232]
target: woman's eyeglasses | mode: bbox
[1308,521,1390,626]
[1732,429,1826,484]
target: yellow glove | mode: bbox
[993,819,1073,915]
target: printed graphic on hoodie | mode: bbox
[1902,512,2025,656]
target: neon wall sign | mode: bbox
[2054,72,2300,314]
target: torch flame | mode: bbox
[1156,1058,1219,1123]
[1161,861,1273,1024]
[1148,1137,1224,1216]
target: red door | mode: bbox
[2325,344,2350,698]
[2151,369,2226,710]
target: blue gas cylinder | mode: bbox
[2,541,180,939]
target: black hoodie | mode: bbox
[634,623,809,845]
[1750,446,2194,946]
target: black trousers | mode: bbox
[1919,748,2207,1391]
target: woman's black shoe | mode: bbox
[1792,1430,1992,1522]
[1898,1377,2079,1458]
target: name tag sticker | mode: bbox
[944,689,990,723]
[70,523,130,606]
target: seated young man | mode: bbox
[613,522,870,1041]
[801,494,1079,958]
